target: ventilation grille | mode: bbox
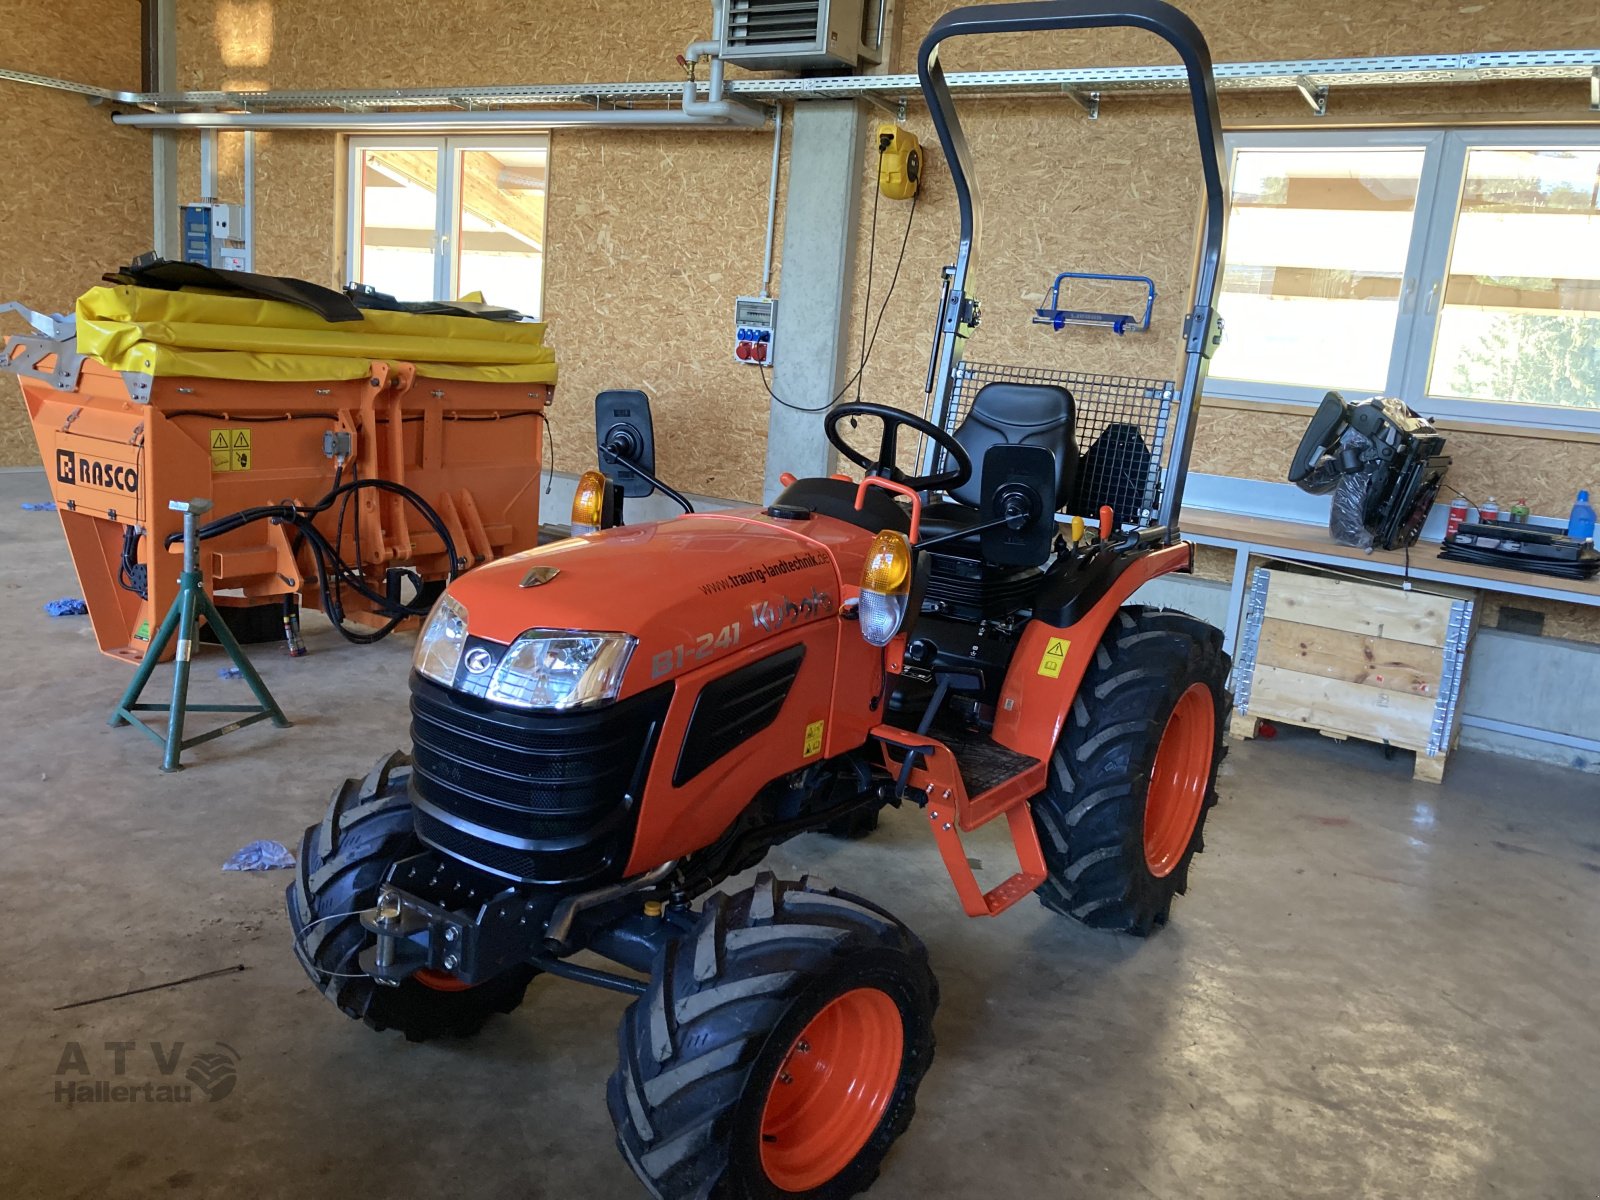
[674,645,805,785]
[726,0,825,48]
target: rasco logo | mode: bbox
[57,449,138,495]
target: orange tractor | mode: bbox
[288,2,1232,1195]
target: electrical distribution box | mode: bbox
[734,296,776,366]
[181,202,249,271]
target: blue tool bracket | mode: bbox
[1034,271,1156,335]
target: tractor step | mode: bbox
[870,724,1048,918]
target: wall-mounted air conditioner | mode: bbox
[718,0,883,72]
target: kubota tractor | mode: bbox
[287,2,1232,1195]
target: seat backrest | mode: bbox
[946,382,1077,509]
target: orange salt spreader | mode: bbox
[2,277,555,664]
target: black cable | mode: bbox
[544,412,556,496]
[856,145,887,405]
[761,183,920,415]
[166,475,463,645]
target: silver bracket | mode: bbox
[0,300,73,339]
[120,370,154,403]
[1294,75,1328,116]
[860,90,902,120]
[1064,87,1100,120]
[0,332,87,391]
[1591,65,1599,111]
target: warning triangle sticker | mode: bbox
[232,430,251,448]
[211,431,229,449]
[1045,638,1067,657]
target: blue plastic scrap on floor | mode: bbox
[222,840,296,871]
[44,598,87,617]
[20,500,57,511]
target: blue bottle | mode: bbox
[1568,489,1596,541]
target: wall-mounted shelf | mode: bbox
[5,48,1599,128]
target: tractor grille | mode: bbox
[408,674,672,885]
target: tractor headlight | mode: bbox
[486,630,636,710]
[858,529,912,647]
[414,593,470,685]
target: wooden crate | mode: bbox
[1230,566,1476,783]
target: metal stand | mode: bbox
[109,498,290,771]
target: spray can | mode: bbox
[1510,498,1530,524]
[1480,496,1501,524]
[1445,497,1469,539]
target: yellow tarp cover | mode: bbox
[75,285,559,384]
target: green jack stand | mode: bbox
[109,497,291,771]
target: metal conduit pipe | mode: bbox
[681,0,769,128]
[759,102,784,297]
[112,107,766,131]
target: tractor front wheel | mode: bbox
[608,872,937,1199]
[286,750,537,1041]
[1031,607,1231,935]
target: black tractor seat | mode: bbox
[918,381,1078,549]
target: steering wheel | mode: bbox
[824,403,972,494]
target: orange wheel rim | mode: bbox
[1144,683,1215,877]
[412,968,473,992]
[758,987,904,1192]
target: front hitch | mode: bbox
[357,882,559,988]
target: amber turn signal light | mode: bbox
[570,469,615,536]
[858,529,912,646]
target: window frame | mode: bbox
[345,134,550,317]
[1210,125,1600,434]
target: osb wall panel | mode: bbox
[178,0,721,88]
[541,128,785,500]
[896,0,1598,69]
[0,0,147,467]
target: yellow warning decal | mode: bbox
[803,719,825,757]
[1037,636,1069,678]
[209,428,253,472]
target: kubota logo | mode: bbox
[57,450,138,495]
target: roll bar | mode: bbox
[916,0,1226,535]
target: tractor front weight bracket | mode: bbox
[358,882,559,989]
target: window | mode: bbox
[347,137,549,317]
[1210,129,1600,431]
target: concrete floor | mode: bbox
[2,464,1598,1200]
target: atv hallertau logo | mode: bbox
[52,1040,240,1105]
[56,448,139,495]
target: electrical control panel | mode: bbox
[734,296,776,366]
[181,202,249,271]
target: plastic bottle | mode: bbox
[1568,489,1596,541]
[1480,496,1500,524]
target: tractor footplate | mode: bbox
[870,725,1048,918]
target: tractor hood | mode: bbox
[443,512,842,697]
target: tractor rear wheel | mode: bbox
[1031,607,1230,935]
[286,750,537,1042]
[608,872,937,1200]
